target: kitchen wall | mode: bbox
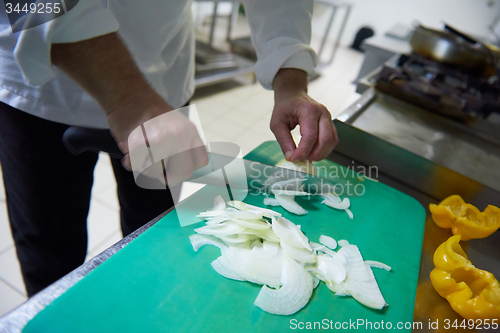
[312,0,500,46]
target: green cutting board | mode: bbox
[23,141,426,333]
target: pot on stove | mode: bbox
[410,24,500,76]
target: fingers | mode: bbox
[270,115,297,161]
[305,113,338,161]
[289,105,319,162]
[286,102,338,162]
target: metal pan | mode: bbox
[410,25,500,75]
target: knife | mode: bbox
[62,126,353,195]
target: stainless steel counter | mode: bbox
[334,89,500,332]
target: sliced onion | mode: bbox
[211,257,245,281]
[272,190,309,196]
[305,267,331,283]
[212,195,226,211]
[223,242,282,287]
[192,199,388,315]
[338,239,350,247]
[274,194,308,215]
[322,197,350,210]
[253,230,280,243]
[226,211,264,221]
[272,217,312,251]
[263,198,280,206]
[317,255,347,284]
[204,215,229,225]
[310,242,325,252]
[231,218,271,230]
[194,221,246,237]
[189,234,228,252]
[254,255,313,315]
[275,159,317,176]
[326,281,351,296]
[365,260,391,271]
[317,248,347,265]
[338,244,387,309]
[197,210,225,218]
[345,209,354,220]
[218,233,253,245]
[319,235,337,250]
[228,201,282,218]
[321,193,341,204]
[311,273,320,289]
[280,241,316,263]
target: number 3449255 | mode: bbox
[444,319,498,330]
[5,2,62,14]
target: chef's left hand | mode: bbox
[271,68,338,162]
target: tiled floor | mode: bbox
[0,43,364,317]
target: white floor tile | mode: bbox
[0,202,13,253]
[92,153,117,195]
[203,128,234,145]
[86,200,121,255]
[0,279,26,318]
[92,184,119,212]
[0,247,26,297]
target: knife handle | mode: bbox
[62,126,124,159]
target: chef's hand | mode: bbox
[271,68,338,162]
[107,97,209,187]
[51,33,208,186]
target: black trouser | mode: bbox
[0,102,174,296]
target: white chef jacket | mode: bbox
[0,0,317,128]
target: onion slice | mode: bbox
[272,217,312,251]
[254,255,313,315]
[319,235,337,250]
[211,257,245,281]
[366,260,391,271]
[317,255,347,284]
[274,194,308,215]
[228,201,282,218]
[272,190,309,196]
[280,241,316,263]
[189,234,227,252]
[338,244,387,309]
[212,195,226,211]
[322,197,350,210]
[263,198,280,206]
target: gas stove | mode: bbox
[374,54,500,120]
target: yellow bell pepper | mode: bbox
[429,195,500,240]
[430,235,500,320]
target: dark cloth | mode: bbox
[0,102,174,296]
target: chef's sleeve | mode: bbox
[14,0,119,86]
[241,0,318,90]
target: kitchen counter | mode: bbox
[1,92,499,330]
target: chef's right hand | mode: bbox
[107,97,209,187]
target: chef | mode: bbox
[0,0,338,296]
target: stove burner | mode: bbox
[375,54,500,119]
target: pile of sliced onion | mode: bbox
[262,161,355,219]
[190,196,390,315]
